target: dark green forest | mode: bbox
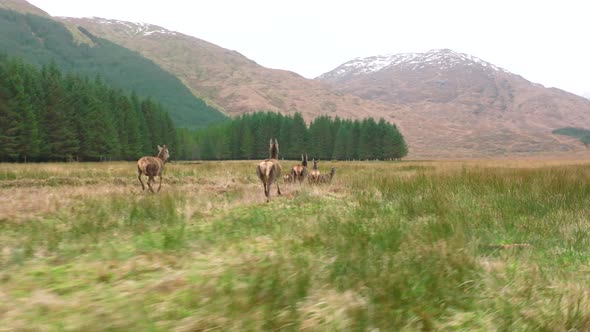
[176,112,408,160]
[0,56,177,162]
[0,8,225,128]
[0,56,408,162]
[553,127,590,147]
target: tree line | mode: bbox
[176,112,408,160]
[0,56,177,162]
[0,56,408,162]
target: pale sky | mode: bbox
[28,0,589,96]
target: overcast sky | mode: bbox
[28,0,589,96]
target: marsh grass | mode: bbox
[1,159,590,330]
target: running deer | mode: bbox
[256,138,282,202]
[308,159,321,184]
[318,167,336,184]
[290,154,308,184]
[137,145,170,193]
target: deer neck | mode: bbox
[269,146,279,159]
[156,152,167,163]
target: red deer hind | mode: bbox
[318,167,336,184]
[290,154,308,184]
[256,138,282,202]
[308,159,321,184]
[137,145,170,193]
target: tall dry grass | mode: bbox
[1,159,590,330]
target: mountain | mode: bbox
[0,0,47,17]
[58,17,398,123]
[0,2,225,128]
[318,49,590,158]
[4,0,589,158]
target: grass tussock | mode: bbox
[1,159,590,330]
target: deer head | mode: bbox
[269,138,279,159]
[157,145,170,162]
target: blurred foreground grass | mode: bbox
[1,159,590,331]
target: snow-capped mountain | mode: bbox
[63,17,177,37]
[317,49,590,157]
[319,49,509,81]
[9,0,590,158]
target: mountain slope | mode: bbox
[318,49,590,158]
[0,4,225,128]
[8,0,589,158]
[58,17,399,123]
[0,0,47,17]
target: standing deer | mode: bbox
[290,154,308,184]
[308,159,321,184]
[318,167,336,184]
[284,173,293,183]
[256,138,282,202]
[137,145,170,193]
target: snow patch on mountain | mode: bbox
[90,17,177,37]
[319,49,510,80]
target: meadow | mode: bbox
[1,159,590,331]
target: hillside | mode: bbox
[58,17,399,123]
[5,0,590,158]
[318,49,590,158]
[0,0,46,16]
[0,5,225,128]
[553,127,590,146]
[56,18,590,158]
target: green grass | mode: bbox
[1,160,590,330]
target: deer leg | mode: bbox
[157,174,162,192]
[264,182,270,202]
[276,181,281,196]
[147,176,155,193]
[138,170,145,191]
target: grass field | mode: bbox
[2,159,590,331]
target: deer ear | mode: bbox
[274,138,278,145]
[269,138,273,145]
[157,145,162,150]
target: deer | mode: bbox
[318,167,337,184]
[308,159,321,184]
[284,173,293,183]
[290,154,308,184]
[256,138,282,202]
[137,145,170,193]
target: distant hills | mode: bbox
[2,0,590,158]
[0,4,225,128]
[318,49,590,157]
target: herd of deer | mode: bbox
[256,138,336,202]
[136,139,335,202]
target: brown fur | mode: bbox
[256,138,282,202]
[308,159,321,184]
[284,174,293,183]
[137,145,169,193]
[290,154,308,184]
[318,167,336,184]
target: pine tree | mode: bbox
[41,63,80,161]
[240,122,255,159]
[332,123,350,160]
